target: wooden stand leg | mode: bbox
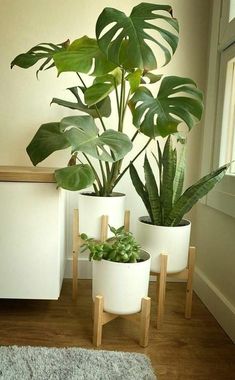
[93,295,104,347]
[185,246,196,319]
[157,254,168,329]
[124,210,130,232]
[140,297,151,347]
[100,215,109,242]
[72,209,79,301]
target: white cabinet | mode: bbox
[0,166,66,299]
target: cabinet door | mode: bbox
[0,182,65,299]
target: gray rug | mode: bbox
[0,346,156,380]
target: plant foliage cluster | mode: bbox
[130,136,229,226]
[11,3,203,196]
[81,226,141,263]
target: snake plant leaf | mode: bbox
[61,115,132,161]
[53,36,116,76]
[144,154,161,225]
[161,137,176,223]
[165,164,229,226]
[173,143,186,203]
[96,3,179,70]
[51,86,111,118]
[84,68,122,106]
[55,164,95,191]
[11,40,69,77]
[26,122,70,166]
[130,76,204,138]
[129,163,153,222]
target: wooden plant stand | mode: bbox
[152,246,196,329]
[93,295,151,347]
[72,209,151,347]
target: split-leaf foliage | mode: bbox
[11,3,203,195]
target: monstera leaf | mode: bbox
[55,164,95,191]
[84,68,122,106]
[53,36,116,76]
[26,122,70,166]
[61,116,132,161]
[96,3,179,70]
[130,76,203,138]
[51,86,111,118]
[11,40,69,76]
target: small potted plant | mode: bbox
[130,136,229,273]
[81,226,150,315]
[11,3,203,238]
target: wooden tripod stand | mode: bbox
[152,246,196,329]
[71,209,151,347]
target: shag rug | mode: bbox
[0,346,156,380]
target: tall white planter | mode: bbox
[78,192,126,239]
[137,217,191,273]
[92,251,150,315]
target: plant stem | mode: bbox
[112,137,152,188]
[76,72,106,132]
[82,153,102,194]
[131,130,139,142]
[114,77,120,115]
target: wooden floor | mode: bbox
[0,280,234,380]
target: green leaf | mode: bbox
[53,36,116,76]
[173,143,186,203]
[11,40,69,76]
[129,163,153,222]
[51,86,111,118]
[61,115,132,161]
[55,164,95,191]
[144,154,161,225]
[161,136,176,223]
[84,68,122,106]
[126,69,143,93]
[165,164,229,226]
[130,76,204,138]
[26,122,70,166]
[143,73,162,84]
[96,3,179,70]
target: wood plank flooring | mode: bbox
[0,280,234,380]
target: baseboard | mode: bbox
[64,257,92,279]
[194,267,235,343]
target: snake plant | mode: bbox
[130,136,229,226]
[11,3,203,196]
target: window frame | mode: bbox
[201,0,235,218]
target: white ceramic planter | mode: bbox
[92,251,150,315]
[136,217,191,273]
[78,192,126,239]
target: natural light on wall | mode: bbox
[219,45,235,175]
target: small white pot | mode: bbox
[78,192,125,239]
[136,217,191,273]
[92,250,150,315]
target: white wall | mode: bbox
[0,0,212,279]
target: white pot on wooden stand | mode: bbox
[136,217,191,273]
[92,250,151,315]
[78,192,126,239]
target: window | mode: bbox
[201,0,235,218]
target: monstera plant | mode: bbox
[11,3,203,196]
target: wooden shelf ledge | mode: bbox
[0,166,57,183]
